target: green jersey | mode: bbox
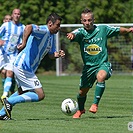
[72,24,120,66]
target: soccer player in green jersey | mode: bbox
[67,8,133,119]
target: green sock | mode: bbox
[93,82,105,105]
[77,94,87,111]
[2,78,5,88]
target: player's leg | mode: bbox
[77,89,88,111]
[0,53,7,88]
[8,88,44,105]
[0,91,21,120]
[89,70,106,113]
[5,85,44,118]
[1,55,16,100]
[12,66,45,103]
[89,62,112,113]
[73,66,96,118]
[1,55,17,98]
[10,76,16,94]
[0,67,45,120]
[73,88,89,118]
[1,69,14,98]
[1,69,6,87]
[0,88,44,120]
[1,54,15,98]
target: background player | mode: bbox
[0,9,25,98]
[0,14,12,88]
[3,15,12,23]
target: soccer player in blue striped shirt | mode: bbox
[0,12,65,120]
[0,9,25,98]
[0,14,11,89]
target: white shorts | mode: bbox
[0,53,16,71]
[4,55,16,71]
[0,53,8,70]
[13,66,42,91]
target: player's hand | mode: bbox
[67,33,75,40]
[0,40,5,46]
[58,50,65,58]
[54,50,65,58]
[130,27,133,33]
[17,43,26,52]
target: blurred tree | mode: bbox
[0,0,132,25]
[0,0,132,72]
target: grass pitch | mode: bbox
[0,74,132,133]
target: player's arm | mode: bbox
[0,23,6,46]
[67,33,76,40]
[119,27,133,34]
[67,28,82,41]
[17,24,32,51]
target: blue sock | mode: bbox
[9,91,19,98]
[3,77,12,96]
[8,91,39,106]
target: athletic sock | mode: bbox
[2,77,12,97]
[8,91,39,106]
[93,82,105,105]
[9,91,19,98]
[77,94,87,111]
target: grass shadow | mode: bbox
[25,115,131,121]
[83,115,131,119]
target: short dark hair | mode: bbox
[81,8,94,19]
[82,8,92,14]
[46,13,62,24]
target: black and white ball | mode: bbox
[61,98,78,116]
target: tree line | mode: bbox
[0,0,133,72]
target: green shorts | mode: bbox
[79,62,112,89]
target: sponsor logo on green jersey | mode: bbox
[85,44,102,55]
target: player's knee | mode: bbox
[6,70,14,77]
[97,70,107,82]
[39,93,45,101]
[35,88,45,101]
[1,69,6,75]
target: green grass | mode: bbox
[0,74,132,133]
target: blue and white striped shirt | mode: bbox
[0,21,25,56]
[14,24,56,73]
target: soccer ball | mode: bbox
[61,98,78,116]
